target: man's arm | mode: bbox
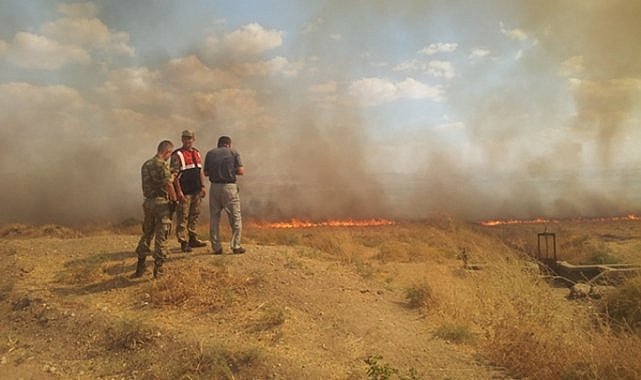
[169,153,184,201]
[173,173,185,201]
[167,183,178,202]
[203,152,211,178]
[234,151,244,176]
[158,161,178,203]
[199,170,207,197]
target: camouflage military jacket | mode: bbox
[141,156,172,199]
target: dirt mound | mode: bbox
[0,230,508,379]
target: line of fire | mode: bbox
[475,214,641,298]
[249,214,641,299]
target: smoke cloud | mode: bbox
[1,0,640,225]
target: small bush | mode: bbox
[353,257,375,279]
[404,282,434,309]
[433,323,475,344]
[365,355,397,380]
[107,317,153,350]
[284,256,305,270]
[246,305,286,332]
[364,355,420,380]
[601,275,641,331]
[588,250,620,265]
[169,341,265,379]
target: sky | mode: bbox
[1,0,640,224]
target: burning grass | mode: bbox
[248,218,395,229]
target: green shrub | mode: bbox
[365,355,397,380]
[404,282,434,309]
[364,355,420,380]
[588,250,620,265]
[433,323,475,344]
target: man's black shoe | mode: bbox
[181,241,192,253]
[212,247,223,255]
[189,238,207,248]
[232,247,246,254]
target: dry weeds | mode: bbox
[253,220,641,379]
[245,303,286,332]
[167,340,267,379]
[600,274,641,332]
[106,316,154,351]
[4,217,641,379]
[147,263,259,311]
[0,223,82,239]
[404,282,435,309]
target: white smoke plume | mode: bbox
[1,0,640,224]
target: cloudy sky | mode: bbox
[1,0,640,224]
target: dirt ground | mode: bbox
[0,224,512,379]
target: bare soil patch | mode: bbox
[0,224,509,379]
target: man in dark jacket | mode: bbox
[203,136,245,254]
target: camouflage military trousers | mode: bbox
[175,193,202,243]
[135,197,172,265]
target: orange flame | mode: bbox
[250,218,395,229]
[479,214,641,226]
[479,218,556,226]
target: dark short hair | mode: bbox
[157,140,174,153]
[217,136,232,148]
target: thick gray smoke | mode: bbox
[0,0,640,225]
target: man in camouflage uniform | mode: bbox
[170,130,207,253]
[133,140,177,278]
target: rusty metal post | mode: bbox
[537,231,557,272]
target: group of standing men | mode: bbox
[133,130,245,278]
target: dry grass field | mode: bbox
[1,217,640,379]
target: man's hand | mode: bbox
[200,186,206,198]
[169,199,178,216]
[177,191,185,202]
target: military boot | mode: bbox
[189,235,207,248]
[153,262,164,279]
[180,241,192,253]
[131,258,146,278]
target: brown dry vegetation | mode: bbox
[1,218,640,379]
